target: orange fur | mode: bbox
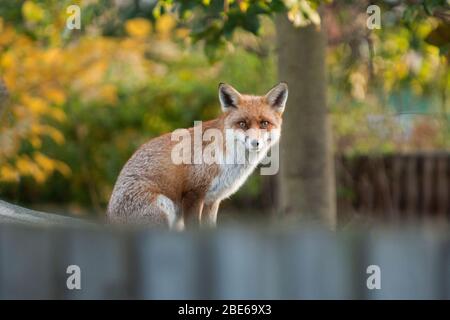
[107,83,288,229]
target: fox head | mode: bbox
[218,82,288,152]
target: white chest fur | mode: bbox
[204,149,267,204]
[205,163,253,203]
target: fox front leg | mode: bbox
[201,201,220,227]
[182,191,204,227]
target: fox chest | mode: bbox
[205,163,256,203]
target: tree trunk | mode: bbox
[275,14,336,228]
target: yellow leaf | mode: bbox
[42,125,65,145]
[239,1,250,12]
[284,0,320,27]
[48,108,67,123]
[15,155,48,184]
[1,52,15,69]
[175,28,190,39]
[42,48,63,67]
[0,24,16,47]
[76,60,108,88]
[43,87,66,105]
[33,169,46,184]
[125,18,152,38]
[54,161,72,177]
[33,152,55,173]
[99,84,118,105]
[31,124,65,144]
[22,1,45,23]
[21,95,49,114]
[156,15,176,38]
[30,136,42,148]
[0,165,19,183]
[16,156,34,176]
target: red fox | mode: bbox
[107,82,288,229]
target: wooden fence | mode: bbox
[336,153,450,220]
[1,201,450,299]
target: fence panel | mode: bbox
[0,202,449,300]
[336,153,450,219]
[0,225,57,299]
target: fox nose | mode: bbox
[251,140,259,148]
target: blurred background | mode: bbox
[0,0,448,227]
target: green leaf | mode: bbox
[242,14,260,35]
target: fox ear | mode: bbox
[218,83,241,112]
[265,82,288,113]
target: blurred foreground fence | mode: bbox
[336,152,450,219]
[1,200,450,299]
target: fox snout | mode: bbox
[250,138,260,149]
[233,128,280,152]
[242,129,271,152]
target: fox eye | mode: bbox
[260,120,269,129]
[238,121,247,129]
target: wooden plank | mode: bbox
[405,156,418,218]
[53,226,131,299]
[135,230,204,299]
[277,227,357,299]
[436,156,449,217]
[208,228,281,299]
[390,155,403,217]
[422,155,434,216]
[444,236,450,298]
[0,222,448,299]
[364,229,444,299]
[373,157,394,218]
[0,225,57,299]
